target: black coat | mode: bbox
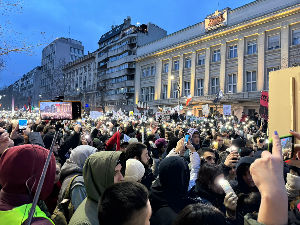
[141,167,155,190]
[188,181,226,214]
[149,156,196,225]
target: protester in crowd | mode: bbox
[231,156,259,195]
[151,138,167,178]
[166,138,200,190]
[58,145,97,211]
[162,137,180,160]
[172,203,227,225]
[69,151,126,225]
[0,128,11,158]
[165,131,174,140]
[0,145,56,224]
[240,112,248,123]
[120,141,129,152]
[149,156,197,225]
[124,158,145,182]
[98,181,151,225]
[239,147,254,158]
[188,162,238,221]
[126,142,154,190]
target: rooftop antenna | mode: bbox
[218,3,219,10]
[68,26,71,38]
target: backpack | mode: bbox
[51,175,79,225]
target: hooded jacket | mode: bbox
[58,145,97,210]
[68,151,126,225]
[0,145,56,225]
[232,157,258,195]
[149,156,196,225]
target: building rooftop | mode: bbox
[98,24,124,45]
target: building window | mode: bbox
[229,45,238,58]
[228,74,237,93]
[246,71,257,92]
[70,47,73,53]
[266,67,279,90]
[213,49,220,62]
[146,67,150,77]
[145,87,149,101]
[184,81,190,96]
[150,87,154,101]
[174,60,179,70]
[141,88,145,101]
[162,85,167,99]
[163,63,169,73]
[247,41,257,54]
[292,29,300,45]
[211,77,219,95]
[268,35,280,50]
[198,54,205,65]
[151,66,156,76]
[185,57,191,68]
[142,69,146,78]
[173,83,178,98]
[197,79,204,96]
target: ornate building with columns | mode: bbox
[135,0,300,117]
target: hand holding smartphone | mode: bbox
[184,134,189,146]
[268,135,295,161]
[18,119,28,131]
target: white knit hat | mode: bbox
[124,159,145,182]
[128,138,138,144]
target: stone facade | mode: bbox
[95,17,167,112]
[135,0,300,118]
[12,66,41,109]
[63,52,97,112]
[40,37,84,101]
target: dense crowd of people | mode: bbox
[0,110,298,225]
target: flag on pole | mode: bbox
[28,98,31,113]
[186,94,192,106]
[24,104,27,110]
[213,90,224,103]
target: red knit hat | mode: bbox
[0,144,56,200]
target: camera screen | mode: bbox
[281,136,293,160]
[40,102,73,120]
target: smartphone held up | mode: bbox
[18,118,28,131]
[39,101,82,120]
[268,135,295,161]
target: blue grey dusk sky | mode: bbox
[0,0,253,88]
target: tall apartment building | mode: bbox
[0,84,13,110]
[135,0,300,118]
[95,17,167,112]
[11,66,42,109]
[40,37,84,101]
[63,52,97,112]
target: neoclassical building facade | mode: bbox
[135,0,300,117]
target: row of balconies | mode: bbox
[98,68,135,80]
